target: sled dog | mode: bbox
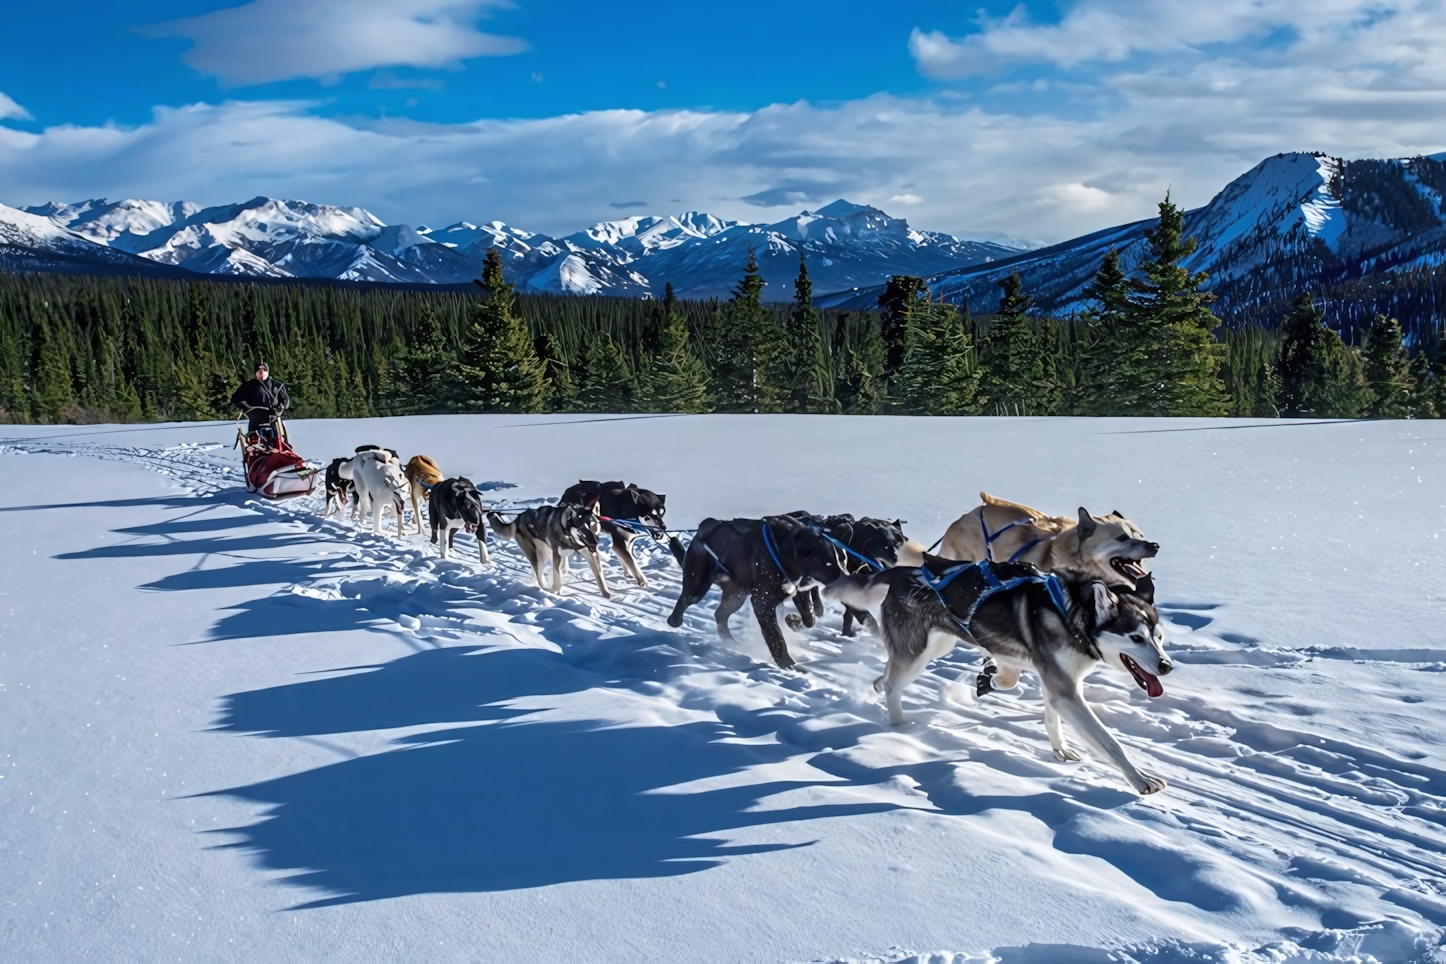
[938,494,1158,590]
[560,480,667,588]
[404,455,444,535]
[323,457,354,517]
[828,558,1171,794]
[430,477,490,563]
[788,512,925,636]
[666,515,845,671]
[348,449,411,536]
[487,502,611,598]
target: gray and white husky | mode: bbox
[827,557,1173,794]
[487,502,611,598]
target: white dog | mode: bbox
[349,450,411,537]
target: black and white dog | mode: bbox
[560,480,667,588]
[828,558,1171,794]
[323,457,354,517]
[788,512,924,636]
[429,477,490,563]
[667,515,844,671]
[488,502,611,598]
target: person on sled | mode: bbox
[231,362,291,442]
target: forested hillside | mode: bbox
[2,199,1442,424]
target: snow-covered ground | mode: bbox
[2,414,1444,963]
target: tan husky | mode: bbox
[935,493,1159,690]
[404,455,444,534]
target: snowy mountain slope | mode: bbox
[8,193,1021,296]
[822,152,1446,321]
[1,414,1444,962]
[0,201,194,276]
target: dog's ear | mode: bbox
[1076,507,1097,540]
[658,494,666,504]
[1132,572,1155,604]
[1112,510,1125,519]
[1091,582,1118,622]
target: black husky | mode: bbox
[788,513,923,636]
[667,515,844,671]
[323,457,353,517]
[429,477,489,563]
[560,480,667,588]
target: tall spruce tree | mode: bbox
[775,250,836,413]
[976,271,1059,415]
[878,275,930,377]
[639,302,713,413]
[1362,314,1415,417]
[1277,293,1365,417]
[1074,247,1140,415]
[458,248,550,413]
[574,331,635,412]
[388,299,460,414]
[893,296,980,415]
[834,312,888,415]
[712,247,785,412]
[1126,195,1227,416]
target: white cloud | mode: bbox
[147,0,526,87]
[0,92,32,122]
[7,0,1446,250]
[910,1,1439,78]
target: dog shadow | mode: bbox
[201,645,895,907]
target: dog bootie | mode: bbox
[976,662,998,697]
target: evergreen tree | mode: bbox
[1277,294,1365,417]
[574,331,635,412]
[1219,324,1281,417]
[976,271,1059,415]
[30,311,73,422]
[833,312,888,415]
[389,299,460,413]
[893,297,980,415]
[1362,314,1415,417]
[458,248,550,413]
[775,250,836,413]
[536,332,578,411]
[711,247,785,412]
[878,275,930,376]
[1074,247,1139,415]
[1125,195,1227,416]
[639,305,713,413]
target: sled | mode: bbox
[234,414,319,500]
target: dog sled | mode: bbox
[234,411,319,500]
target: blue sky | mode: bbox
[2,1,1445,242]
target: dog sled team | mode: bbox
[315,442,1172,795]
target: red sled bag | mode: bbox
[236,422,319,499]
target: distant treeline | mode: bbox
[2,196,1442,424]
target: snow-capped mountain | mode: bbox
[16,195,1023,296]
[821,151,1446,324]
[0,202,191,277]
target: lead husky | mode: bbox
[828,558,1172,794]
[488,503,611,598]
[938,494,1158,591]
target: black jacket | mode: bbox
[231,377,290,415]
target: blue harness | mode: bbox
[917,557,1070,633]
[980,513,1044,563]
[806,524,884,572]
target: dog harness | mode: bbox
[805,523,885,572]
[760,522,797,593]
[916,557,1070,633]
[979,514,1044,563]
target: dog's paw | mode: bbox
[784,614,803,630]
[872,675,886,693]
[975,666,998,698]
[1053,747,1082,763]
[1133,771,1168,795]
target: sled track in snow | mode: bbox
[5,437,1446,958]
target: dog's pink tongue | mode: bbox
[1143,672,1163,698]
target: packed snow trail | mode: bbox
[2,415,1445,963]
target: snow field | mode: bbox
[1,414,1445,962]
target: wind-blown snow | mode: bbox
[1,414,1444,962]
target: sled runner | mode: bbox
[234,412,319,500]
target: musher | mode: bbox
[230,362,291,441]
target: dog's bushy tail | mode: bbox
[668,535,687,567]
[487,511,518,541]
[667,534,718,628]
